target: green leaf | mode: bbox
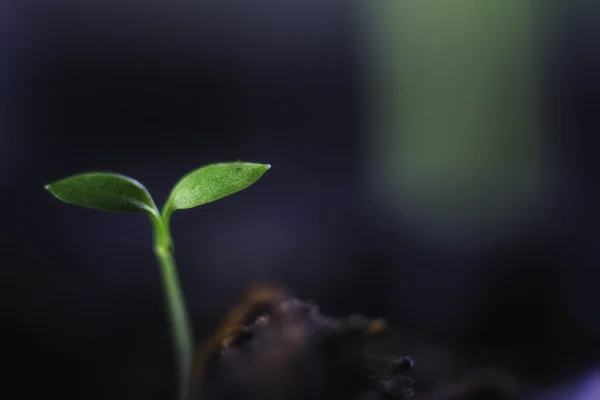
[45,172,158,215]
[164,162,270,214]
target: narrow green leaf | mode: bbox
[164,162,270,213]
[45,172,158,215]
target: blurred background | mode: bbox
[1,1,599,399]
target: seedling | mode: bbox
[45,162,271,400]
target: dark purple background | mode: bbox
[1,2,599,399]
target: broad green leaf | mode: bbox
[45,172,158,215]
[164,162,270,213]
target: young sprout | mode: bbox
[45,162,271,400]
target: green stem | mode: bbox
[152,213,193,400]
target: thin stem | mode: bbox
[152,214,193,400]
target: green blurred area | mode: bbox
[368,0,547,243]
